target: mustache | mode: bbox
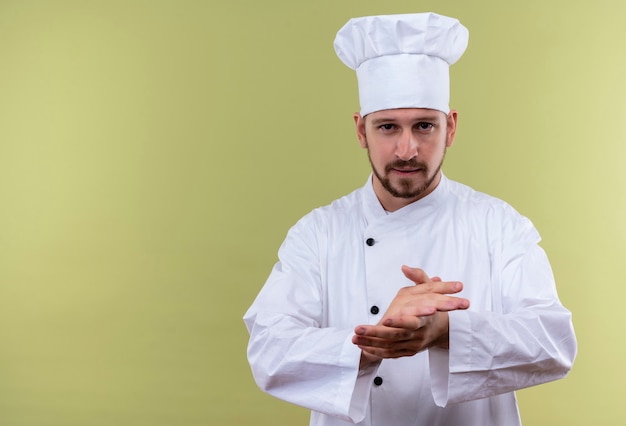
[384,159,427,173]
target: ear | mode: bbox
[445,110,458,148]
[353,112,368,149]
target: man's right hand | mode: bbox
[353,266,469,362]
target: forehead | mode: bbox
[366,108,445,124]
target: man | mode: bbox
[244,12,576,426]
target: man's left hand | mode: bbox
[351,265,469,359]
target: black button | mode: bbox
[366,238,375,246]
[373,376,383,386]
[370,305,379,315]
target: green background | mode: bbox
[0,0,623,424]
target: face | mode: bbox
[354,108,457,211]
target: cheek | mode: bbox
[425,139,447,156]
[372,140,396,156]
[368,146,393,165]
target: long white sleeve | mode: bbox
[429,206,577,406]
[244,218,376,423]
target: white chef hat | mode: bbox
[334,12,469,116]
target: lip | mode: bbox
[391,168,421,175]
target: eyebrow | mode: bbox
[369,115,442,126]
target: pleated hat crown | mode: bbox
[334,12,469,116]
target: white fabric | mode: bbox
[334,13,469,115]
[244,174,577,426]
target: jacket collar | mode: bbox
[362,172,448,226]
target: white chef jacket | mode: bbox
[244,174,577,426]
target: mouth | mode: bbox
[390,167,422,175]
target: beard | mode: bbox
[367,148,446,200]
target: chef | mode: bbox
[244,12,577,426]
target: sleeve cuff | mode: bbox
[338,333,380,422]
[429,309,473,406]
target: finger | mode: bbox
[357,343,419,359]
[354,324,415,341]
[429,294,470,311]
[354,334,405,349]
[397,281,464,297]
[396,294,470,315]
[386,301,437,317]
[401,265,431,284]
[352,333,391,349]
[381,315,424,330]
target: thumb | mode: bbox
[401,265,432,285]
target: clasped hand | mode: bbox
[352,266,470,365]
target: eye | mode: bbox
[378,123,396,131]
[416,122,434,131]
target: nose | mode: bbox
[395,131,418,161]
